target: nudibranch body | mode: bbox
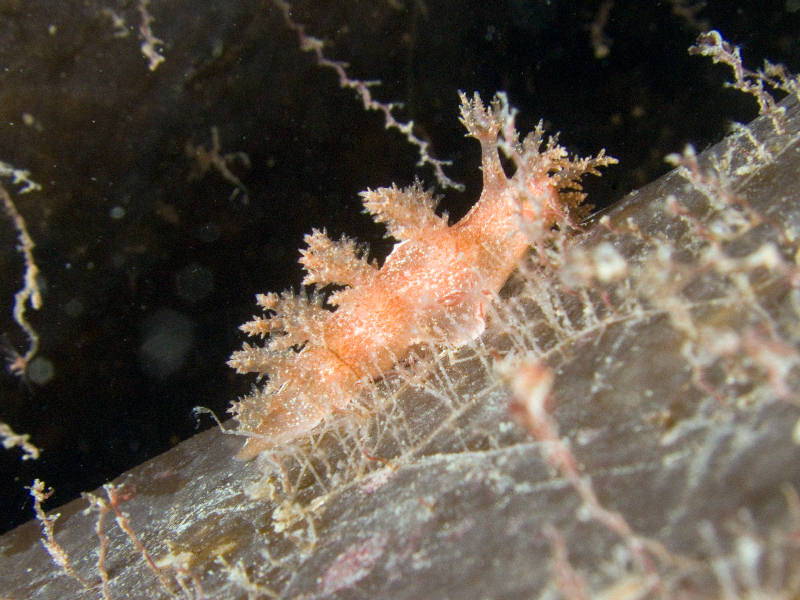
[228,92,615,459]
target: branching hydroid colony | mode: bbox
[227,92,616,459]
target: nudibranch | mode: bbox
[228,92,616,459]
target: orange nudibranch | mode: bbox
[227,92,616,459]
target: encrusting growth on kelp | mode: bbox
[228,92,617,459]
